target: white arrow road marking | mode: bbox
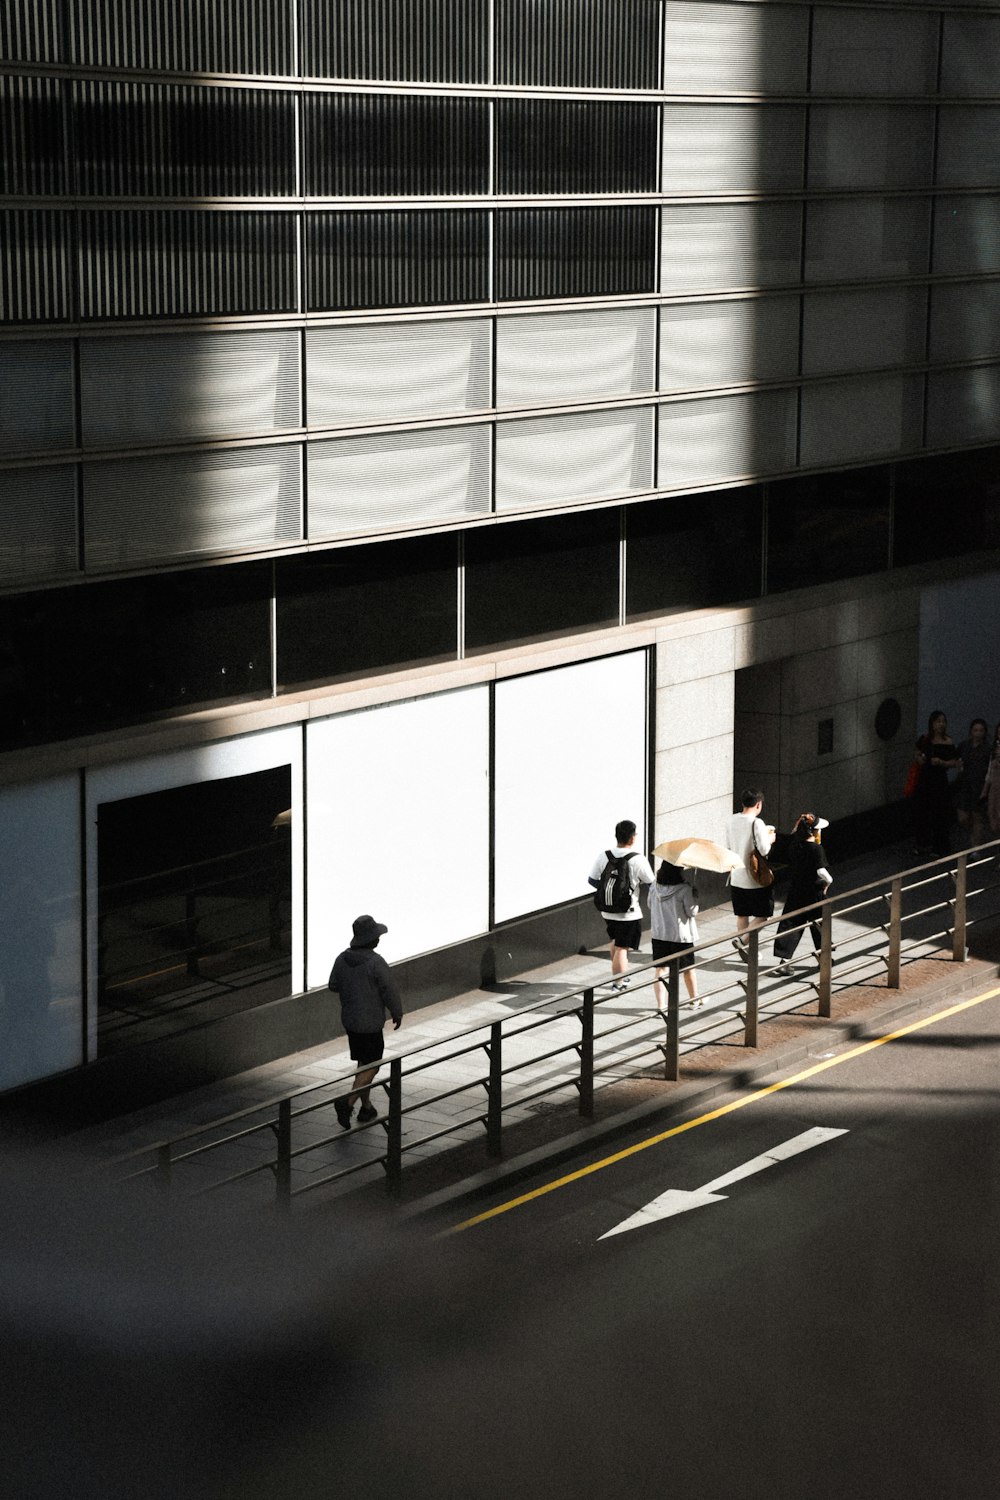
[599,1126,849,1240]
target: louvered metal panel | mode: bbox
[0,210,72,325]
[74,83,295,198]
[661,2,808,95]
[937,108,1000,188]
[811,8,938,95]
[659,298,800,392]
[933,196,1000,275]
[83,443,302,570]
[0,340,75,454]
[495,409,654,511]
[802,287,927,377]
[78,211,298,320]
[307,210,489,312]
[941,16,1000,97]
[0,1,62,63]
[801,374,924,466]
[661,105,805,194]
[0,465,78,585]
[497,307,655,407]
[497,0,660,89]
[660,204,801,293]
[497,208,658,302]
[927,367,1000,449]
[0,77,65,196]
[73,0,294,75]
[302,0,488,83]
[658,389,797,489]
[808,106,935,191]
[496,100,658,196]
[304,94,488,198]
[81,329,301,447]
[307,318,491,427]
[308,425,491,536]
[805,197,930,282]
[930,283,1000,362]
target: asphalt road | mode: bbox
[410,984,1000,1499]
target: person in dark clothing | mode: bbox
[328,914,403,1131]
[955,717,991,847]
[912,710,959,857]
[772,813,833,975]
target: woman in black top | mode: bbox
[772,813,833,974]
[955,718,991,847]
[912,710,960,857]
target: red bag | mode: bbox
[903,760,921,798]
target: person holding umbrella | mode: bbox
[649,860,701,1010]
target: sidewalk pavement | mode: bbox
[62,840,1000,1211]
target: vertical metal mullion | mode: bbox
[618,506,627,627]
[300,719,308,992]
[270,557,279,697]
[923,11,946,451]
[646,643,656,859]
[457,530,466,661]
[488,679,496,932]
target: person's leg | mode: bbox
[611,942,629,979]
[350,1065,378,1109]
[653,967,667,1010]
[682,965,698,1004]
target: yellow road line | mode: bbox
[446,983,1000,1235]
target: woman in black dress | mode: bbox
[912,710,959,858]
[772,813,833,974]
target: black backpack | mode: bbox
[594,850,636,914]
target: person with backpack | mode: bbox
[587,819,655,993]
[328,913,403,1131]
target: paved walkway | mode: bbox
[66,840,1000,1211]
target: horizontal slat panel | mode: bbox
[929,283,1000,361]
[659,298,800,391]
[81,329,301,447]
[83,444,302,569]
[937,107,1000,189]
[307,318,491,426]
[808,106,935,190]
[79,211,298,320]
[496,100,658,195]
[307,211,489,312]
[941,16,1000,97]
[302,0,488,83]
[811,8,939,95]
[497,307,655,407]
[662,105,805,193]
[0,339,75,454]
[0,210,72,325]
[926,367,1000,448]
[495,408,653,510]
[661,2,808,95]
[658,389,797,489]
[661,204,802,293]
[0,465,78,585]
[802,287,927,376]
[0,76,64,196]
[497,208,658,301]
[308,425,491,535]
[805,197,930,282]
[800,374,924,467]
[497,0,660,89]
[304,94,488,197]
[73,0,294,75]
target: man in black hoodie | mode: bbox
[328,914,403,1130]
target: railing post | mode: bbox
[155,1143,172,1193]
[275,1097,291,1212]
[887,876,902,988]
[487,1021,503,1156]
[578,988,595,1118]
[744,929,759,1048]
[953,853,968,963]
[385,1057,403,1196]
[817,904,833,1019]
[664,962,680,1081]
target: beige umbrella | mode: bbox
[652,837,742,873]
[271,808,292,831]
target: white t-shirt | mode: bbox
[725,812,774,890]
[589,844,655,921]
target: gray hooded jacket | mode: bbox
[328,945,403,1033]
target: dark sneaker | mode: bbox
[357,1103,378,1124]
[334,1099,353,1130]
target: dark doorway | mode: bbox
[97,766,292,1054]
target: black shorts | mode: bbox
[731,884,774,919]
[347,1029,385,1065]
[605,919,642,951]
[651,937,695,971]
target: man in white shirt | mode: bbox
[725,788,775,958]
[588,819,655,992]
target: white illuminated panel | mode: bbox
[496,306,655,407]
[494,652,648,923]
[306,687,490,979]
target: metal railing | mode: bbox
[115,837,1000,1211]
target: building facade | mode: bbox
[2,0,1000,1105]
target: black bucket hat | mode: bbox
[352,914,388,946]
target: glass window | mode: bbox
[495,409,653,512]
[659,297,800,392]
[800,375,924,468]
[0,562,272,750]
[0,464,78,586]
[807,106,935,191]
[0,339,75,454]
[929,283,1000,363]
[302,0,488,84]
[661,203,802,293]
[802,287,927,376]
[307,210,490,312]
[811,8,938,94]
[626,488,763,619]
[933,196,1000,276]
[307,319,492,427]
[304,93,488,198]
[662,2,809,94]
[497,208,658,302]
[894,448,1000,566]
[497,0,660,89]
[307,425,492,537]
[937,108,1000,188]
[275,535,458,689]
[805,197,930,283]
[81,330,301,448]
[767,469,891,593]
[464,509,620,654]
[496,100,658,195]
[926,367,1000,450]
[658,389,798,490]
[662,105,805,194]
[941,16,1000,97]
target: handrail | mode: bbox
[114,836,1000,1205]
